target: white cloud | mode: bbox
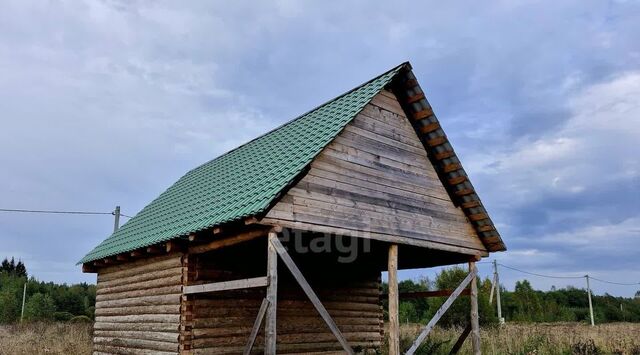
[471,72,640,205]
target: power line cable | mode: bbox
[498,263,584,280]
[497,262,639,286]
[0,208,132,218]
[588,276,640,286]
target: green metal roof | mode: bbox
[79,63,407,264]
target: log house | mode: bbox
[81,62,506,355]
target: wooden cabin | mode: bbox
[80,62,506,355]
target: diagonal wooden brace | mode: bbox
[405,268,477,355]
[269,235,355,355]
[244,298,269,355]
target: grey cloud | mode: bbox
[0,0,638,296]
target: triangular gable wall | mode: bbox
[263,90,487,254]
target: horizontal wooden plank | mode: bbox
[95,314,181,324]
[97,267,181,289]
[98,255,182,282]
[95,304,181,317]
[381,289,471,299]
[260,218,488,256]
[184,276,269,295]
[96,285,182,302]
[97,274,182,295]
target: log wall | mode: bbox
[188,251,383,354]
[264,90,486,254]
[94,253,184,355]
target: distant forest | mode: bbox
[1,257,638,324]
[381,267,640,325]
[0,258,95,323]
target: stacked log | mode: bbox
[94,253,183,354]
[190,278,383,354]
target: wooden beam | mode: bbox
[388,244,399,355]
[426,136,447,147]
[183,276,268,295]
[449,324,472,354]
[244,298,269,355]
[189,229,267,254]
[166,240,181,253]
[406,268,477,355]
[130,249,144,258]
[406,93,425,104]
[270,235,354,355]
[116,254,129,262]
[469,262,481,355]
[265,232,278,355]
[413,108,434,121]
[146,245,162,254]
[390,289,471,299]
[82,263,96,273]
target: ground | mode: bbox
[0,322,639,355]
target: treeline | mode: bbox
[0,258,96,323]
[383,267,640,326]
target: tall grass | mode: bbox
[390,322,640,355]
[0,322,638,354]
[0,322,92,355]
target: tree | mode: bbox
[14,261,27,278]
[427,267,497,327]
[1,258,12,273]
[23,293,56,321]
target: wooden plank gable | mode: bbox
[263,90,487,255]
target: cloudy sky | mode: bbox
[1,0,638,296]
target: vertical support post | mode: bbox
[113,205,121,233]
[469,262,481,355]
[388,244,399,355]
[493,260,503,324]
[265,232,278,355]
[586,275,595,326]
[20,281,27,322]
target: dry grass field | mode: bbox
[0,322,92,355]
[0,322,638,354]
[394,323,640,355]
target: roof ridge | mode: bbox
[79,62,410,264]
[185,62,411,175]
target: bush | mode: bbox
[53,311,74,322]
[69,315,92,323]
[23,293,56,321]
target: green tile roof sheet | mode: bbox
[79,63,407,264]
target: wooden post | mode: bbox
[270,235,354,355]
[469,262,481,355]
[265,232,278,355]
[388,244,399,355]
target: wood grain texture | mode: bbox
[264,90,486,254]
[188,251,383,354]
[93,254,182,354]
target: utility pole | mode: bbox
[493,260,504,324]
[585,275,595,326]
[20,281,27,322]
[113,205,121,233]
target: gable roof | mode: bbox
[80,62,505,265]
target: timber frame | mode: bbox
[82,62,506,354]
